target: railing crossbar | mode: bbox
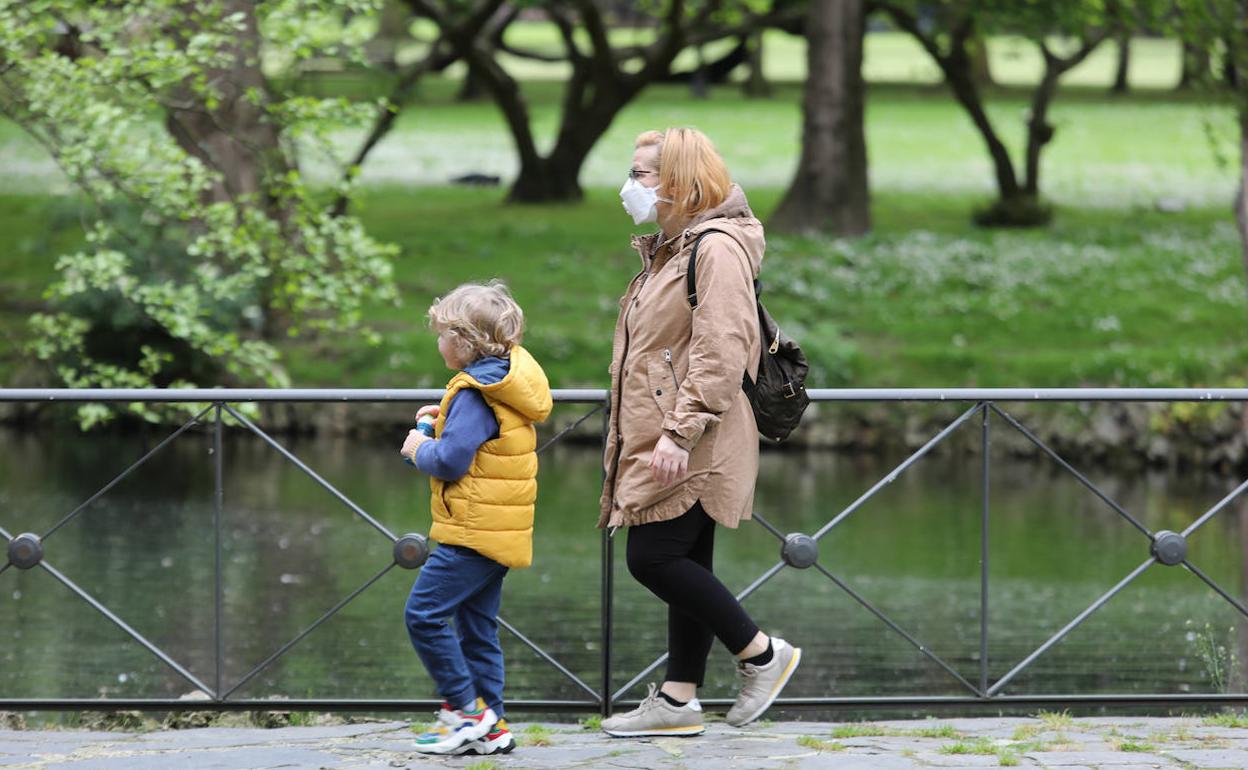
[813,563,982,697]
[750,511,787,543]
[498,616,600,702]
[989,404,1152,539]
[38,559,213,696]
[613,561,788,703]
[812,403,983,542]
[536,404,605,456]
[42,405,213,542]
[1182,560,1248,620]
[1183,475,1248,539]
[222,404,396,543]
[987,557,1156,696]
[223,562,397,700]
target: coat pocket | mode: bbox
[646,350,679,416]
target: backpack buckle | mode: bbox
[783,381,797,398]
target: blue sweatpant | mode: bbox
[404,544,509,716]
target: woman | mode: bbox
[599,128,801,737]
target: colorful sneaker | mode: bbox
[726,637,801,727]
[413,698,498,754]
[455,718,516,755]
[601,684,705,737]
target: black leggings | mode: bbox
[626,501,760,686]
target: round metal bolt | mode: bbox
[781,533,819,569]
[1151,530,1187,566]
[394,534,430,569]
[7,533,43,570]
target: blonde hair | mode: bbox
[427,281,524,362]
[635,128,732,225]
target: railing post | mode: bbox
[600,393,614,718]
[980,402,990,696]
[213,403,224,700]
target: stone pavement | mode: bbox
[4,715,1248,769]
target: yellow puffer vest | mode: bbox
[429,345,552,568]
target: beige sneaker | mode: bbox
[726,637,801,727]
[602,684,705,737]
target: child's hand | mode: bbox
[401,429,431,462]
[415,404,440,421]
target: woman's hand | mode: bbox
[415,404,440,421]
[401,429,431,462]
[649,433,690,486]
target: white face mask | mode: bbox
[619,177,659,225]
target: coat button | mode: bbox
[655,389,662,396]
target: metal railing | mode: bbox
[4,387,1248,715]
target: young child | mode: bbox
[399,281,552,755]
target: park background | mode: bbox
[5,0,1248,730]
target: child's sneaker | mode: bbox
[454,718,516,755]
[413,698,498,754]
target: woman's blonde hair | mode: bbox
[427,280,524,362]
[635,128,732,225]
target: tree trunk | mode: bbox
[769,0,869,236]
[163,0,293,339]
[1111,32,1130,93]
[165,3,289,210]
[508,156,586,202]
[1024,68,1060,196]
[508,91,624,203]
[689,44,710,98]
[967,28,994,87]
[1025,39,1104,197]
[943,58,1022,202]
[1237,102,1248,288]
[408,0,698,204]
[1178,41,1209,90]
[743,31,771,97]
[457,61,486,101]
[1227,35,1241,89]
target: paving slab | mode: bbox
[3,716,1248,769]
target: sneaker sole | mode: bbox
[603,725,705,738]
[729,646,802,727]
[454,737,516,755]
[414,713,499,754]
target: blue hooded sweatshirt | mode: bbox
[411,355,509,481]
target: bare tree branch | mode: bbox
[331,36,459,216]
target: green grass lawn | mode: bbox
[1,32,1243,393]
[4,187,1245,392]
[8,80,1232,210]
[6,31,1234,205]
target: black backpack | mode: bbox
[686,230,810,442]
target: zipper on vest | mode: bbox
[663,349,677,388]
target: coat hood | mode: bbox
[462,345,552,423]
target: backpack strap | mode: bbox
[686,229,725,309]
[687,228,759,308]
[685,228,760,393]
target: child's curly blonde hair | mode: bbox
[427,281,525,363]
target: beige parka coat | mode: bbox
[598,184,764,530]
